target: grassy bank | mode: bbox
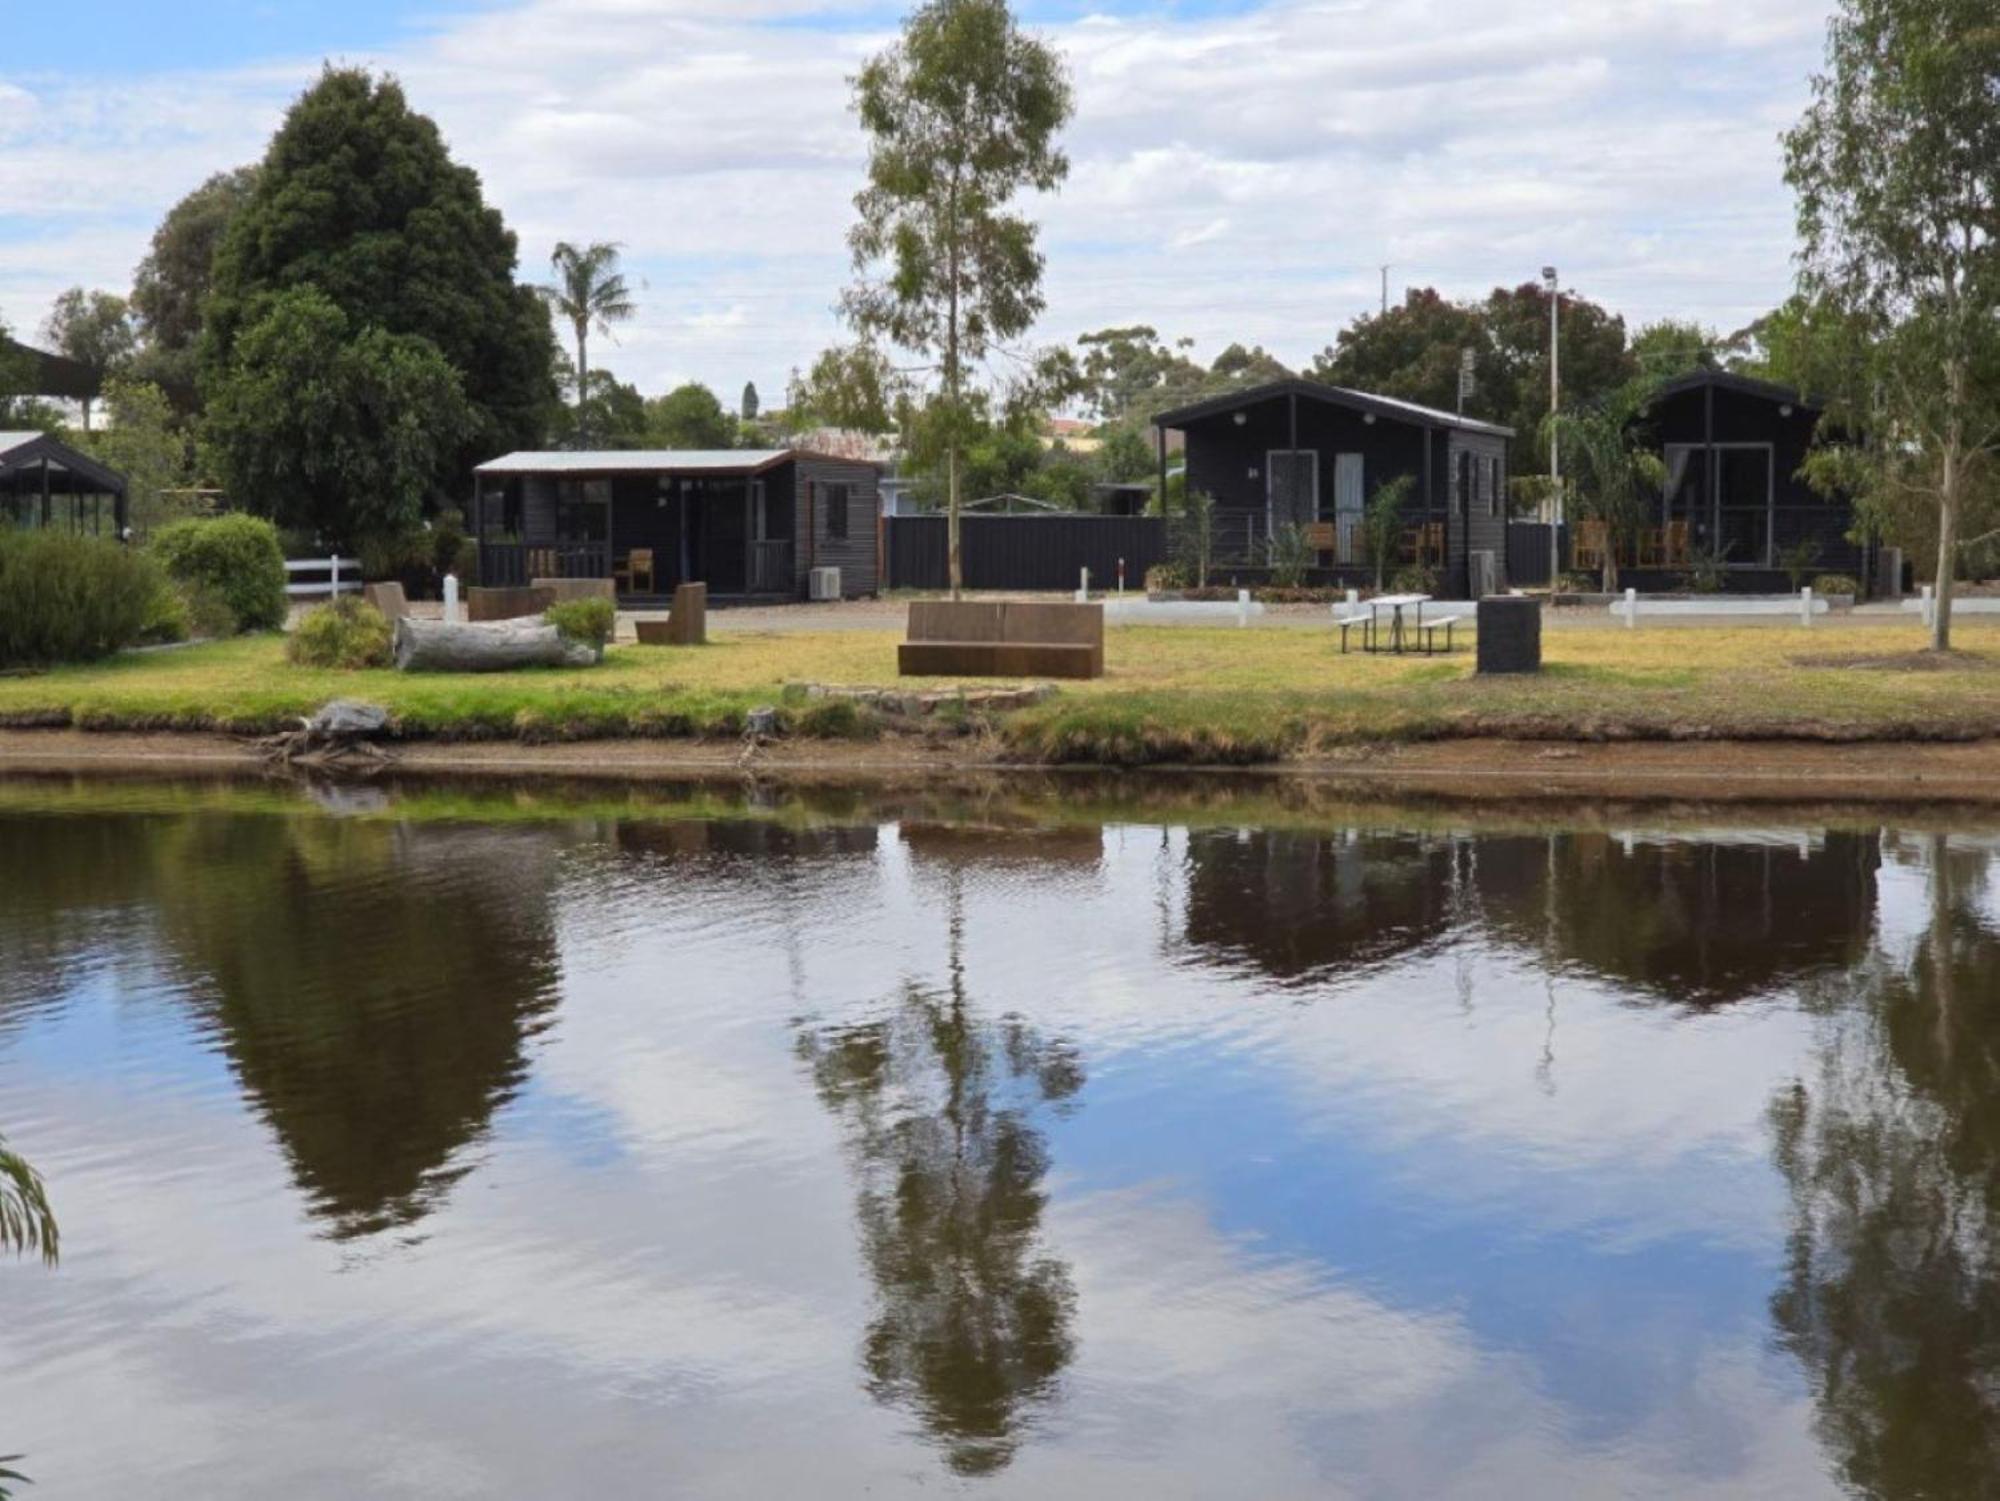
[2,623,1999,764]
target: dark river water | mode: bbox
[3,775,1998,1498]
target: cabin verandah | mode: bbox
[471,450,880,603]
[1588,369,1865,591]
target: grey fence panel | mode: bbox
[886,515,1168,592]
[1506,523,1570,588]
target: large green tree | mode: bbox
[787,343,906,436]
[202,288,471,546]
[842,0,1074,595]
[129,166,259,413]
[1787,0,2000,650]
[42,288,136,430]
[200,68,555,504]
[79,378,196,537]
[1311,284,1636,462]
[645,382,738,449]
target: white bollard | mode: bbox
[1076,566,1090,604]
[443,572,462,624]
[1801,586,1814,627]
[1237,588,1252,628]
[1345,588,1359,607]
[330,553,343,599]
[1921,584,1936,627]
[1624,587,1638,630]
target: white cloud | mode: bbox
[0,0,1836,398]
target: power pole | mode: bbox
[1379,265,1391,316]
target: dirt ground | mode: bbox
[5,727,1999,806]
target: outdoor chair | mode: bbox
[615,548,656,595]
[1662,521,1691,567]
[1574,520,1611,572]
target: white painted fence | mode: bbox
[284,555,360,600]
[1903,586,2000,625]
[1609,587,1828,628]
[1102,589,1266,627]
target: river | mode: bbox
[0,775,1994,1497]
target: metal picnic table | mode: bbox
[1363,593,1432,655]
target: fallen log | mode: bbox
[393,616,599,673]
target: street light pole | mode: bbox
[1543,265,1561,589]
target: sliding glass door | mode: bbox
[1663,444,1774,568]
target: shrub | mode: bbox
[1813,573,1863,599]
[1268,523,1314,589]
[151,515,288,631]
[545,597,615,650]
[0,531,164,666]
[1145,560,1190,593]
[1389,564,1439,595]
[138,581,191,645]
[286,596,394,669]
[1556,571,1598,595]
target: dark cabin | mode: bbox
[0,431,129,537]
[1152,378,1513,598]
[472,449,880,602]
[1626,369,1863,591]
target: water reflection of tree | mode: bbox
[150,815,566,1240]
[1771,835,2000,1498]
[796,875,1082,1477]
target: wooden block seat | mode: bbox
[898,599,1104,680]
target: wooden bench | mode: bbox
[466,584,556,622]
[898,600,1104,680]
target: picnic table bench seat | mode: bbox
[899,600,1104,680]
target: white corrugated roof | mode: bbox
[1320,387,1515,439]
[476,449,792,475]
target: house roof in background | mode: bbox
[1,338,99,401]
[1647,367,1819,412]
[0,430,128,492]
[475,448,879,477]
[1152,378,1516,439]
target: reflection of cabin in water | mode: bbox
[899,823,1105,870]
[1473,831,1880,1005]
[1181,830,1462,982]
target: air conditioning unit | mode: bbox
[808,567,842,602]
[1469,550,1499,600]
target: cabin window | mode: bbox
[824,481,852,540]
[555,477,610,543]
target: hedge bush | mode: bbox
[151,515,288,631]
[0,531,165,666]
[546,597,615,651]
[1813,574,1863,600]
[287,596,394,669]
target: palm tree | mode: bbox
[538,242,636,444]
[1541,388,1667,593]
[0,1132,57,1265]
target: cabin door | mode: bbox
[1333,453,1365,564]
[1266,450,1318,542]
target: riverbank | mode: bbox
[3,622,1999,771]
[7,728,2000,805]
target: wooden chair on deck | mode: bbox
[1574,520,1611,572]
[614,548,656,595]
[526,546,558,581]
[1402,522,1444,567]
[1661,520,1691,568]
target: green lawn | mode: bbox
[2,621,1998,764]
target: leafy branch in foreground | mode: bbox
[0,1134,57,1265]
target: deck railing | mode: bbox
[478,542,610,588]
[750,540,795,595]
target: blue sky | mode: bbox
[1,0,1838,400]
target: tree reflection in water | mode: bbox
[1771,834,2000,1499]
[796,870,1083,1477]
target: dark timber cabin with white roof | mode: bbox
[0,431,129,538]
[472,448,881,602]
[1152,378,1514,598]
